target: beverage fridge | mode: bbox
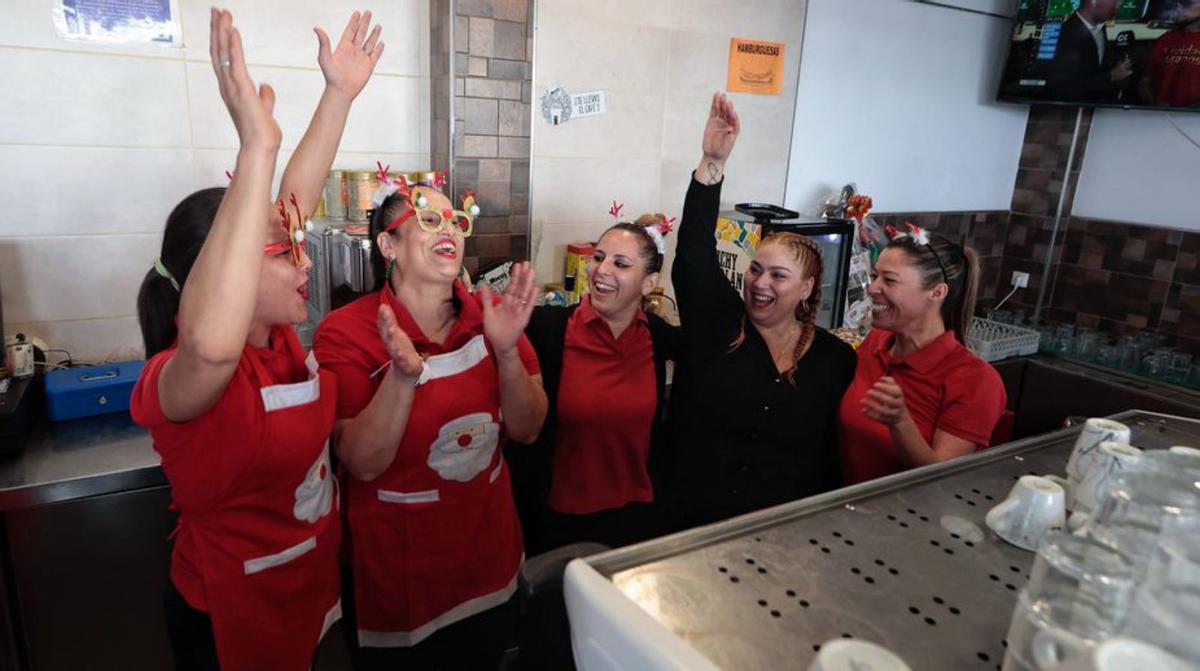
[715,204,854,329]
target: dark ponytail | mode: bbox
[885,233,980,343]
[136,188,225,358]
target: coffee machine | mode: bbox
[298,220,376,346]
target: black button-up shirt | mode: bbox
[661,177,856,530]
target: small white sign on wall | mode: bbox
[570,91,607,119]
[540,87,607,125]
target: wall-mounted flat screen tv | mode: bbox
[999,0,1200,110]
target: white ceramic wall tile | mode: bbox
[420,76,432,155]
[0,1,186,58]
[530,157,661,227]
[532,8,669,94]
[533,0,673,30]
[5,317,145,362]
[664,31,732,98]
[177,0,424,77]
[340,74,424,154]
[531,91,665,160]
[187,61,322,150]
[530,221,611,284]
[0,234,160,324]
[660,92,795,169]
[0,145,193,237]
[191,148,292,196]
[0,49,190,147]
[671,0,806,43]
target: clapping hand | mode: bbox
[480,262,537,356]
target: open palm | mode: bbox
[702,92,741,162]
[315,11,384,100]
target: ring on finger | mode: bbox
[219,60,231,68]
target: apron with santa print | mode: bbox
[181,332,342,670]
[347,331,524,648]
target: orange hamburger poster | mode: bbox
[727,38,785,95]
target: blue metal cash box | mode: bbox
[44,361,145,421]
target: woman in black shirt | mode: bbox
[661,93,856,530]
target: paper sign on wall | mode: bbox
[571,91,607,119]
[53,0,181,46]
[727,38,785,95]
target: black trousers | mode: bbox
[536,501,664,554]
[163,579,328,670]
[339,567,517,671]
[162,580,220,671]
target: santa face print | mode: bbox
[293,446,334,523]
[426,412,501,482]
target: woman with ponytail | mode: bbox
[660,93,857,531]
[837,225,1006,485]
[130,9,384,669]
[514,212,680,554]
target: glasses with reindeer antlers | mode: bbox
[263,193,307,266]
[382,172,481,238]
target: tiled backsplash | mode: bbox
[1007,106,1199,356]
[873,106,1199,358]
[438,0,534,278]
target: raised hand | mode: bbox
[377,304,424,381]
[480,262,537,356]
[702,92,741,163]
[210,8,280,151]
[315,11,384,101]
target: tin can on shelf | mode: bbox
[410,171,439,187]
[348,171,378,222]
[323,170,348,220]
[564,242,595,305]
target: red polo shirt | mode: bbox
[839,328,1006,485]
[547,297,657,514]
[131,326,309,611]
[313,281,541,421]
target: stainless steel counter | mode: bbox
[578,410,1200,671]
[0,412,162,511]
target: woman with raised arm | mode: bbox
[661,93,857,531]
[130,9,383,670]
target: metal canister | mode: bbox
[323,170,348,220]
[347,171,378,222]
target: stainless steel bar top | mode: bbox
[581,410,1200,671]
[0,413,163,511]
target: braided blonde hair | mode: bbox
[728,232,824,384]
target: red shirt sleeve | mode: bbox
[312,315,380,422]
[130,348,176,428]
[937,361,1007,447]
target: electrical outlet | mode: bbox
[1011,271,1030,289]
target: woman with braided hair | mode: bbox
[838,226,1006,485]
[660,93,857,530]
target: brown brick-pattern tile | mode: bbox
[1060,218,1181,281]
[1176,232,1200,286]
[1161,283,1200,340]
[1048,265,1170,331]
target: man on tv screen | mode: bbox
[1139,0,1200,106]
[1044,0,1134,102]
